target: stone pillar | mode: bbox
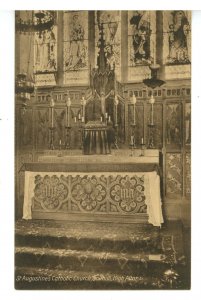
[15,11,34,77]
[57,11,64,85]
[121,11,128,83]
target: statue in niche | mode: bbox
[65,13,87,70]
[167,11,190,64]
[35,29,57,72]
[105,45,116,70]
[129,11,151,65]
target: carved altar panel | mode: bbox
[128,11,156,82]
[166,153,182,195]
[185,152,191,196]
[163,11,191,65]
[19,108,33,148]
[95,11,121,80]
[128,103,144,146]
[63,11,89,85]
[166,103,182,149]
[146,103,163,149]
[31,173,147,215]
[35,108,50,149]
[71,175,107,213]
[32,174,69,212]
[108,175,147,213]
[185,102,191,145]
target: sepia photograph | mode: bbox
[14,9,191,290]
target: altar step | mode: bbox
[15,220,190,289]
[15,229,162,255]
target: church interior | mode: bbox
[15,10,191,289]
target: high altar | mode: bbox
[17,17,166,227]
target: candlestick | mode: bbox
[114,96,119,125]
[153,40,156,65]
[81,96,86,120]
[49,127,55,150]
[51,106,53,127]
[105,112,108,119]
[101,116,103,122]
[108,116,111,122]
[49,97,55,128]
[133,103,136,125]
[115,105,117,125]
[67,97,71,127]
[151,103,154,125]
[67,107,70,127]
[74,116,77,123]
[65,106,68,127]
[65,126,71,149]
[81,116,84,123]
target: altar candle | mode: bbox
[141,137,144,144]
[130,135,134,145]
[74,116,77,123]
[101,116,103,122]
[105,112,108,119]
[78,113,81,120]
[59,139,61,145]
[132,95,137,125]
